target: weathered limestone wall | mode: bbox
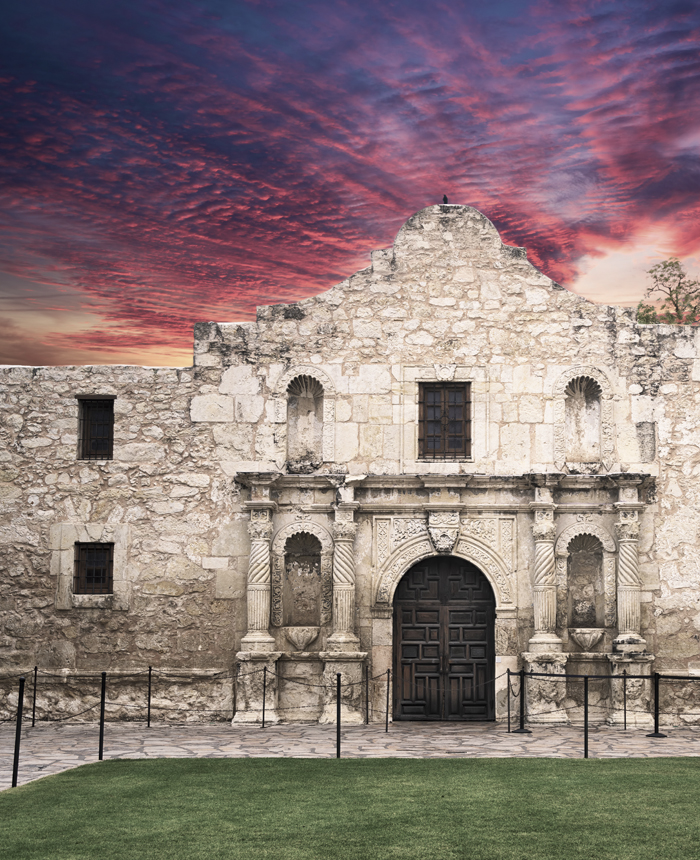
[2,205,700,723]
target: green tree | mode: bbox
[636,258,700,324]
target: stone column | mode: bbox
[240,509,275,651]
[327,507,360,650]
[607,654,654,728]
[613,484,646,654]
[528,488,562,653]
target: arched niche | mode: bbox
[271,522,333,627]
[552,366,614,472]
[272,365,336,465]
[286,375,324,473]
[554,523,616,630]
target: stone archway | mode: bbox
[393,555,496,721]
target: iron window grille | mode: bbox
[74,543,114,595]
[418,382,471,459]
[78,398,114,460]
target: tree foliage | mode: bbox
[636,258,700,325]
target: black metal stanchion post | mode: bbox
[98,671,106,761]
[507,668,511,733]
[336,673,341,759]
[623,670,627,731]
[262,666,267,729]
[147,666,152,728]
[365,665,369,725]
[385,669,390,733]
[512,668,531,734]
[583,675,589,759]
[12,676,25,788]
[32,666,37,728]
[646,672,667,738]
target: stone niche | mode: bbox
[564,376,601,471]
[283,532,323,627]
[567,534,605,630]
[286,375,323,473]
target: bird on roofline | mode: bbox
[443,194,448,204]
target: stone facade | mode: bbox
[2,204,700,724]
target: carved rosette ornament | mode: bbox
[328,514,360,650]
[428,511,460,554]
[241,511,276,651]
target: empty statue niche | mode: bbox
[565,376,602,470]
[567,534,604,629]
[286,375,323,473]
[283,532,322,627]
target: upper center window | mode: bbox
[418,382,471,459]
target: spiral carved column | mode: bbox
[240,515,275,651]
[327,518,360,649]
[613,518,646,653]
[528,497,562,653]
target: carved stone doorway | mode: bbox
[393,556,496,721]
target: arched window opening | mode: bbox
[564,376,601,469]
[283,532,322,626]
[567,534,604,629]
[286,375,324,473]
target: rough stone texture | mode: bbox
[2,205,700,724]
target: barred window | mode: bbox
[74,543,114,595]
[78,398,114,460]
[418,383,471,459]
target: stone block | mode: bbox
[190,394,234,422]
[219,364,261,396]
[335,423,358,462]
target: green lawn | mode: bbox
[1,758,699,860]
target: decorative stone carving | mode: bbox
[318,651,367,724]
[428,511,460,554]
[460,517,497,544]
[273,365,336,462]
[271,521,333,628]
[569,628,604,651]
[613,514,645,653]
[376,537,435,604]
[552,366,614,472]
[522,652,569,724]
[241,509,275,651]
[434,364,456,380]
[392,518,428,549]
[233,652,282,724]
[529,504,561,652]
[284,627,319,651]
[376,518,391,565]
[328,510,359,650]
[607,654,654,728]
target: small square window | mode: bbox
[78,398,114,460]
[418,382,471,459]
[74,543,114,595]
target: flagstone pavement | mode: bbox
[2,721,700,790]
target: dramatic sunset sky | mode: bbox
[1,0,699,366]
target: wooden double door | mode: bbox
[393,557,495,721]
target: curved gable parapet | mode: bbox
[555,522,616,555]
[374,534,514,609]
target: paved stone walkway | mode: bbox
[2,721,699,790]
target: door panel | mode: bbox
[393,557,495,721]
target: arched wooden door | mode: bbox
[393,556,496,721]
